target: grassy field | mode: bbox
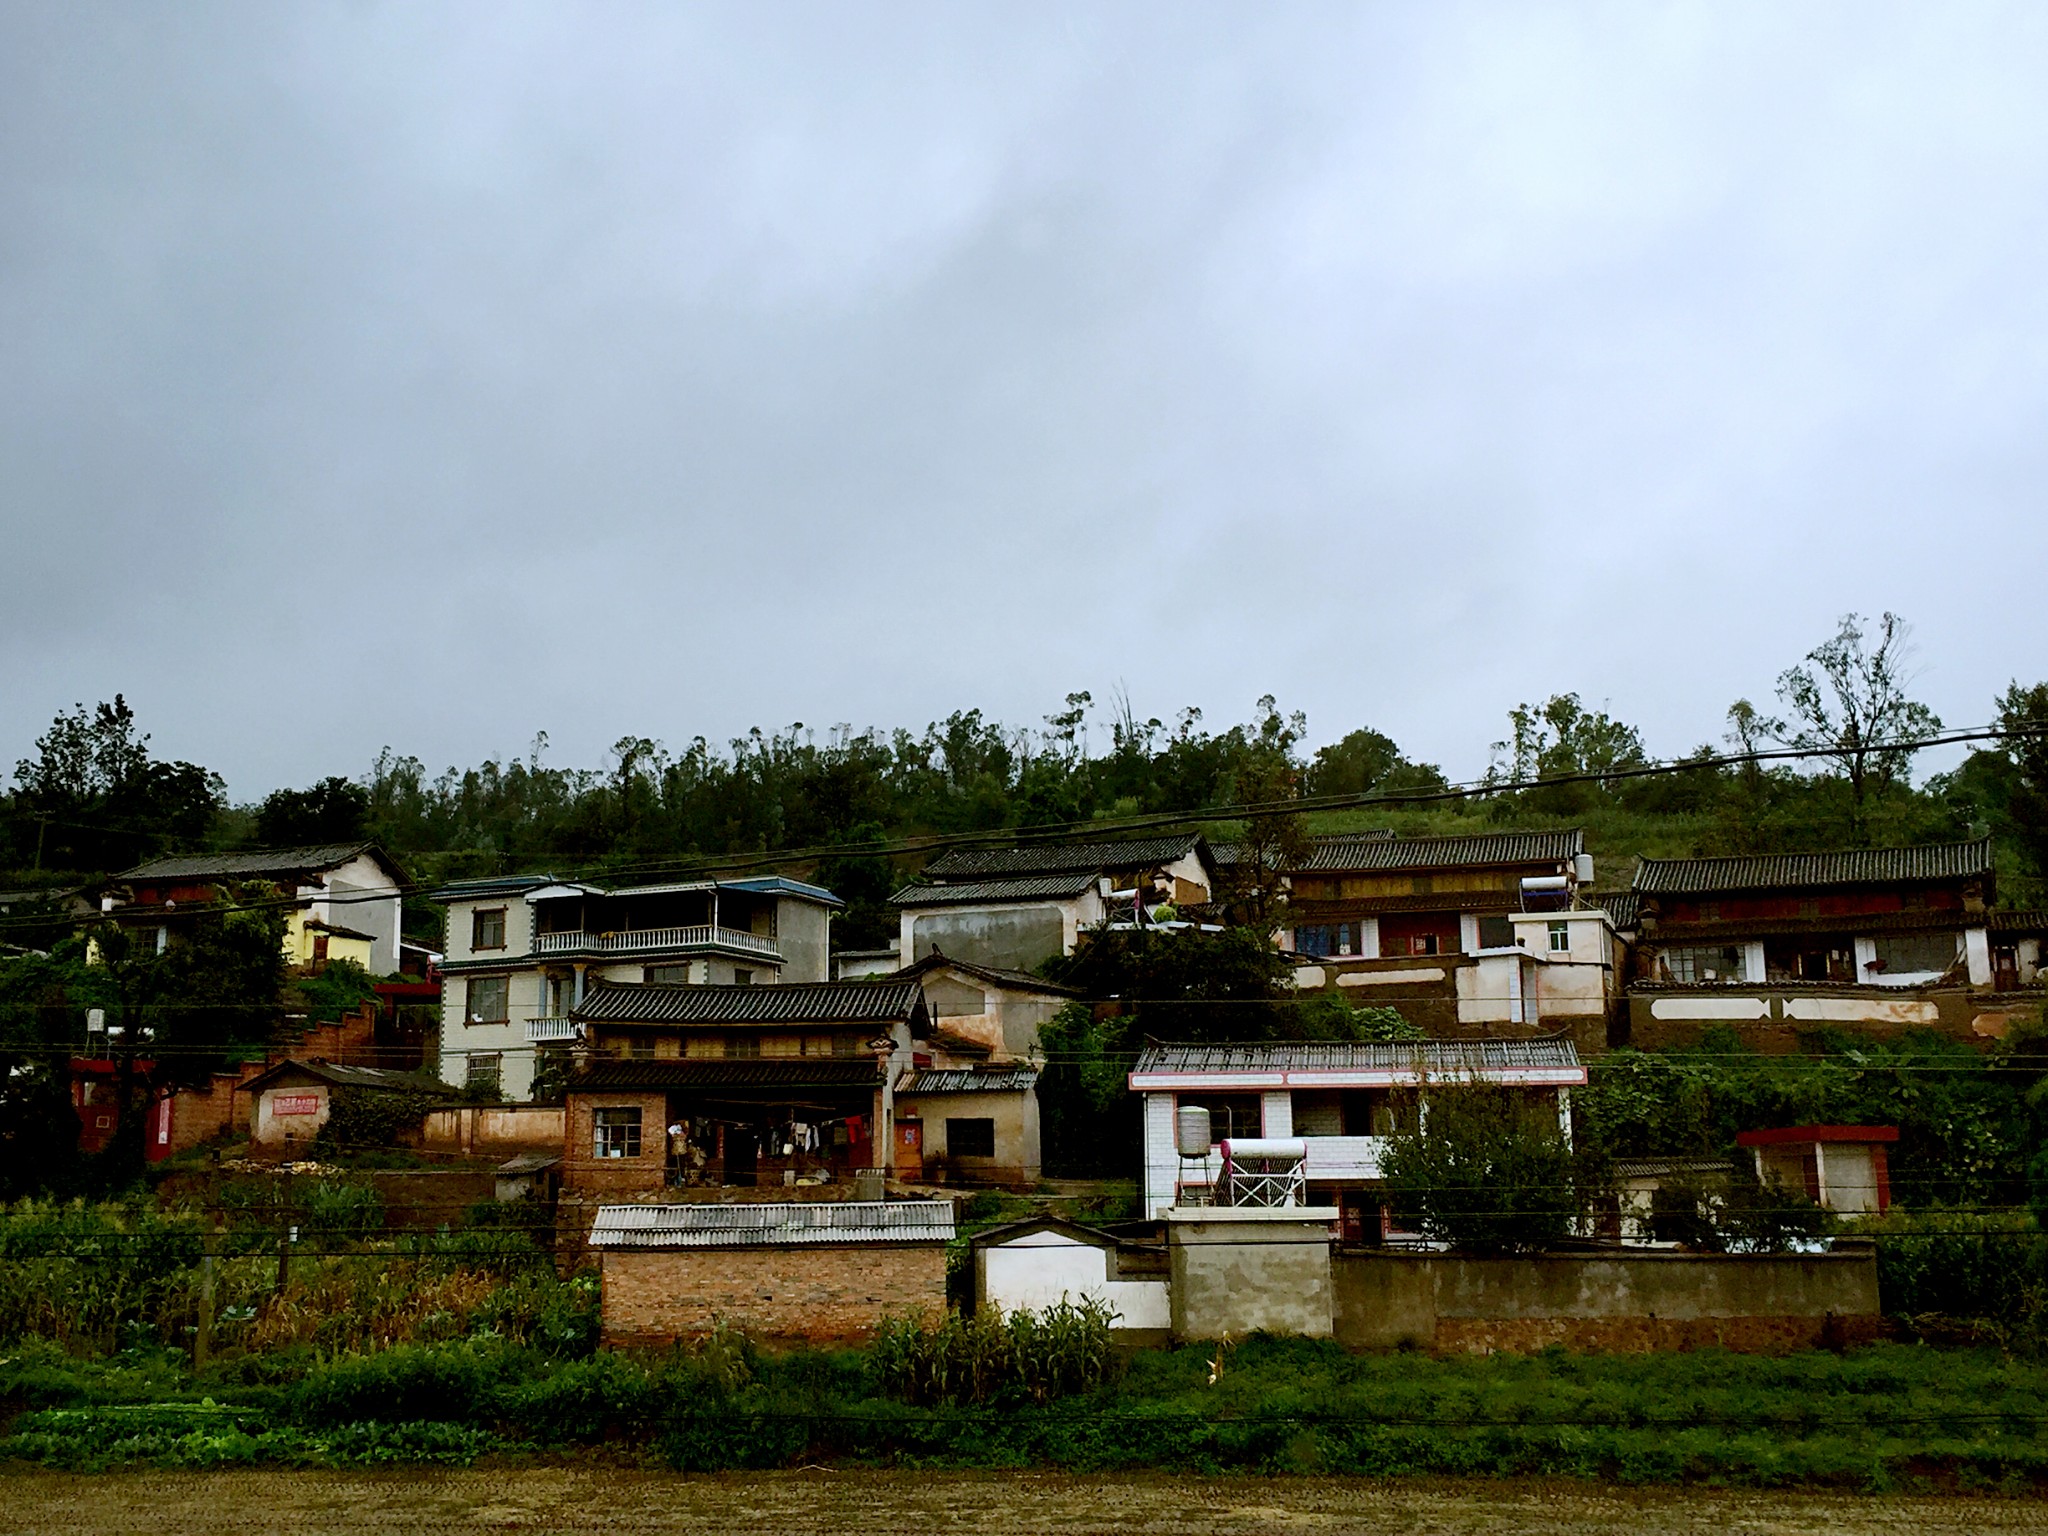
[7,1334,2048,1489]
[3,1468,2046,1536]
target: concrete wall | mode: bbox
[417,1104,565,1156]
[1627,986,1986,1053]
[252,1081,331,1148]
[1333,1247,1882,1353]
[438,967,543,1100]
[1165,1208,1338,1341]
[776,898,833,984]
[600,1243,947,1343]
[905,904,1073,973]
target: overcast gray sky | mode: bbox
[3,2,2045,799]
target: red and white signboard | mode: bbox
[273,1094,321,1117]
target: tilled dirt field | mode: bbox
[1,1469,2044,1536]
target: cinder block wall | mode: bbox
[601,1244,947,1343]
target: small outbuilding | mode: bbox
[968,1215,1170,1342]
[587,1200,955,1343]
[242,1058,458,1151]
[1736,1125,1897,1215]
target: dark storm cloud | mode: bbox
[3,2,2045,795]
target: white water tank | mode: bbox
[1174,1106,1212,1158]
[1573,852,1595,885]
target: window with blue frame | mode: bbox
[1295,923,1357,957]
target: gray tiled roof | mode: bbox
[887,873,1099,907]
[1213,831,1392,869]
[1294,830,1584,873]
[588,1201,955,1249]
[243,1058,459,1095]
[120,843,390,882]
[888,950,1080,996]
[1131,1037,1582,1076]
[566,1058,883,1092]
[1590,891,1642,929]
[897,1066,1041,1094]
[1631,838,1995,895]
[572,978,926,1027]
[921,834,1203,880]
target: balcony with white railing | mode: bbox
[531,925,782,958]
[528,1017,580,1043]
[1301,1135,1390,1183]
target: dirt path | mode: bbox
[3,1469,2044,1536]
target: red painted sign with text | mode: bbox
[273,1094,321,1116]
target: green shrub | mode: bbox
[316,1086,445,1156]
[1647,1169,1826,1253]
[291,1342,505,1426]
[1865,1207,2048,1323]
[501,1352,656,1443]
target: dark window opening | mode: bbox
[946,1117,996,1158]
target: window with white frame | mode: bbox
[1547,921,1571,954]
[592,1106,642,1159]
[465,1053,502,1095]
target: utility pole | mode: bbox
[195,1225,216,1368]
[275,1166,294,1296]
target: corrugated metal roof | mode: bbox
[898,1066,1041,1094]
[588,1200,955,1248]
[887,873,1099,907]
[121,843,388,882]
[1613,1157,1733,1180]
[921,835,1203,880]
[1131,1037,1582,1076]
[566,1058,883,1092]
[572,978,925,1026]
[1631,839,1995,895]
[1294,830,1584,874]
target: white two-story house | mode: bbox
[434,873,841,1100]
[1128,1037,1586,1236]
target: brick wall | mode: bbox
[563,1091,668,1196]
[601,1243,947,1343]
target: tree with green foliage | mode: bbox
[1379,1086,1580,1254]
[1774,612,1941,844]
[1997,679,2048,889]
[255,776,370,846]
[9,697,223,872]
